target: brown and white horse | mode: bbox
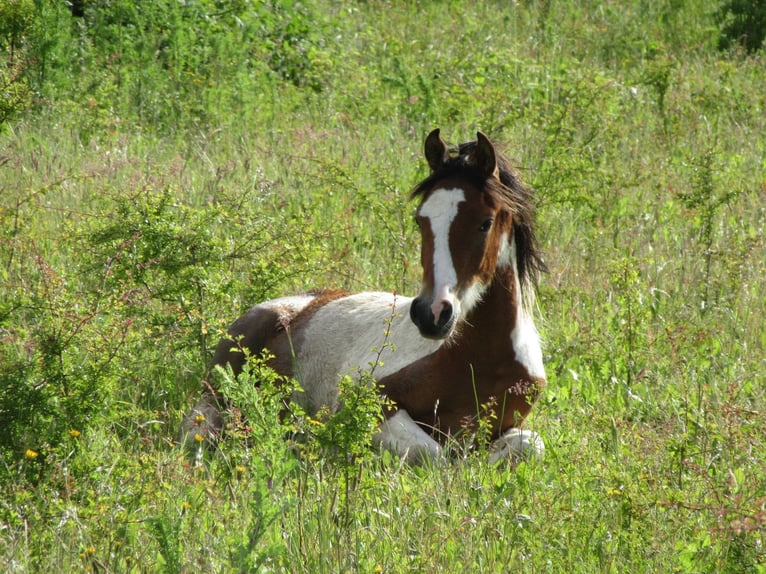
[181,129,547,464]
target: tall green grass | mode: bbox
[1,0,765,571]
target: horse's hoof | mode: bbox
[178,392,225,449]
[374,410,445,466]
[489,429,545,465]
[406,442,445,466]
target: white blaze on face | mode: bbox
[419,188,465,323]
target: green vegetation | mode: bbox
[1,0,764,571]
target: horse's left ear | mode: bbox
[475,131,499,179]
[425,128,449,172]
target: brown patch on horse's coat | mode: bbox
[209,306,283,379]
[292,289,350,325]
[380,265,544,441]
[450,184,508,290]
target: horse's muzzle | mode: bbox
[410,296,455,339]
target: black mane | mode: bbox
[411,139,546,296]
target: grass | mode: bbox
[1,0,765,571]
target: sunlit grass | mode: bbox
[1,0,765,571]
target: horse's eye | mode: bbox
[479,219,493,233]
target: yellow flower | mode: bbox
[25,449,38,460]
[235,465,247,474]
[69,429,81,438]
[193,433,204,443]
[195,414,205,424]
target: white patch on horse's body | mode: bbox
[419,188,465,321]
[373,409,442,464]
[510,314,545,380]
[457,278,488,319]
[497,232,514,268]
[292,292,444,413]
[506,236,546,380]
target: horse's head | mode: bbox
[409,129,543,340]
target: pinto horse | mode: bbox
[180,129,547,464]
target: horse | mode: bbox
[180,129,547,464]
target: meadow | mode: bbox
[1,0,765,571]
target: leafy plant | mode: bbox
[717,0,766,53]
[0,0,34,127]
[0,0,34,64]
[676,143,742,313]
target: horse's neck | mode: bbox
[454,265,522,358]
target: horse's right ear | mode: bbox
[425,128,449,172]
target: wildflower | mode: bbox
[193,433,204,443]
[25,449,38,460]
[69,429,81,438]
[195,414,205,424]
[235,465,247,475]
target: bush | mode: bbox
[16,0,332,133]
[717,0,766,53]
[0,0,34,127]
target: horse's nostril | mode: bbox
[441,302,453,324]
[410,296,426,326]
[431,300,453,327]
[410,295,454,339]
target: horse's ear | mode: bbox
[425,128,449,172]
[475,131,499,179]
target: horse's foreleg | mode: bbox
[179,305,281,448]
[373,409,444,465]
[488,427,545,465]
[178,382,227,448]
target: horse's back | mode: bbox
[210,293,320,376]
